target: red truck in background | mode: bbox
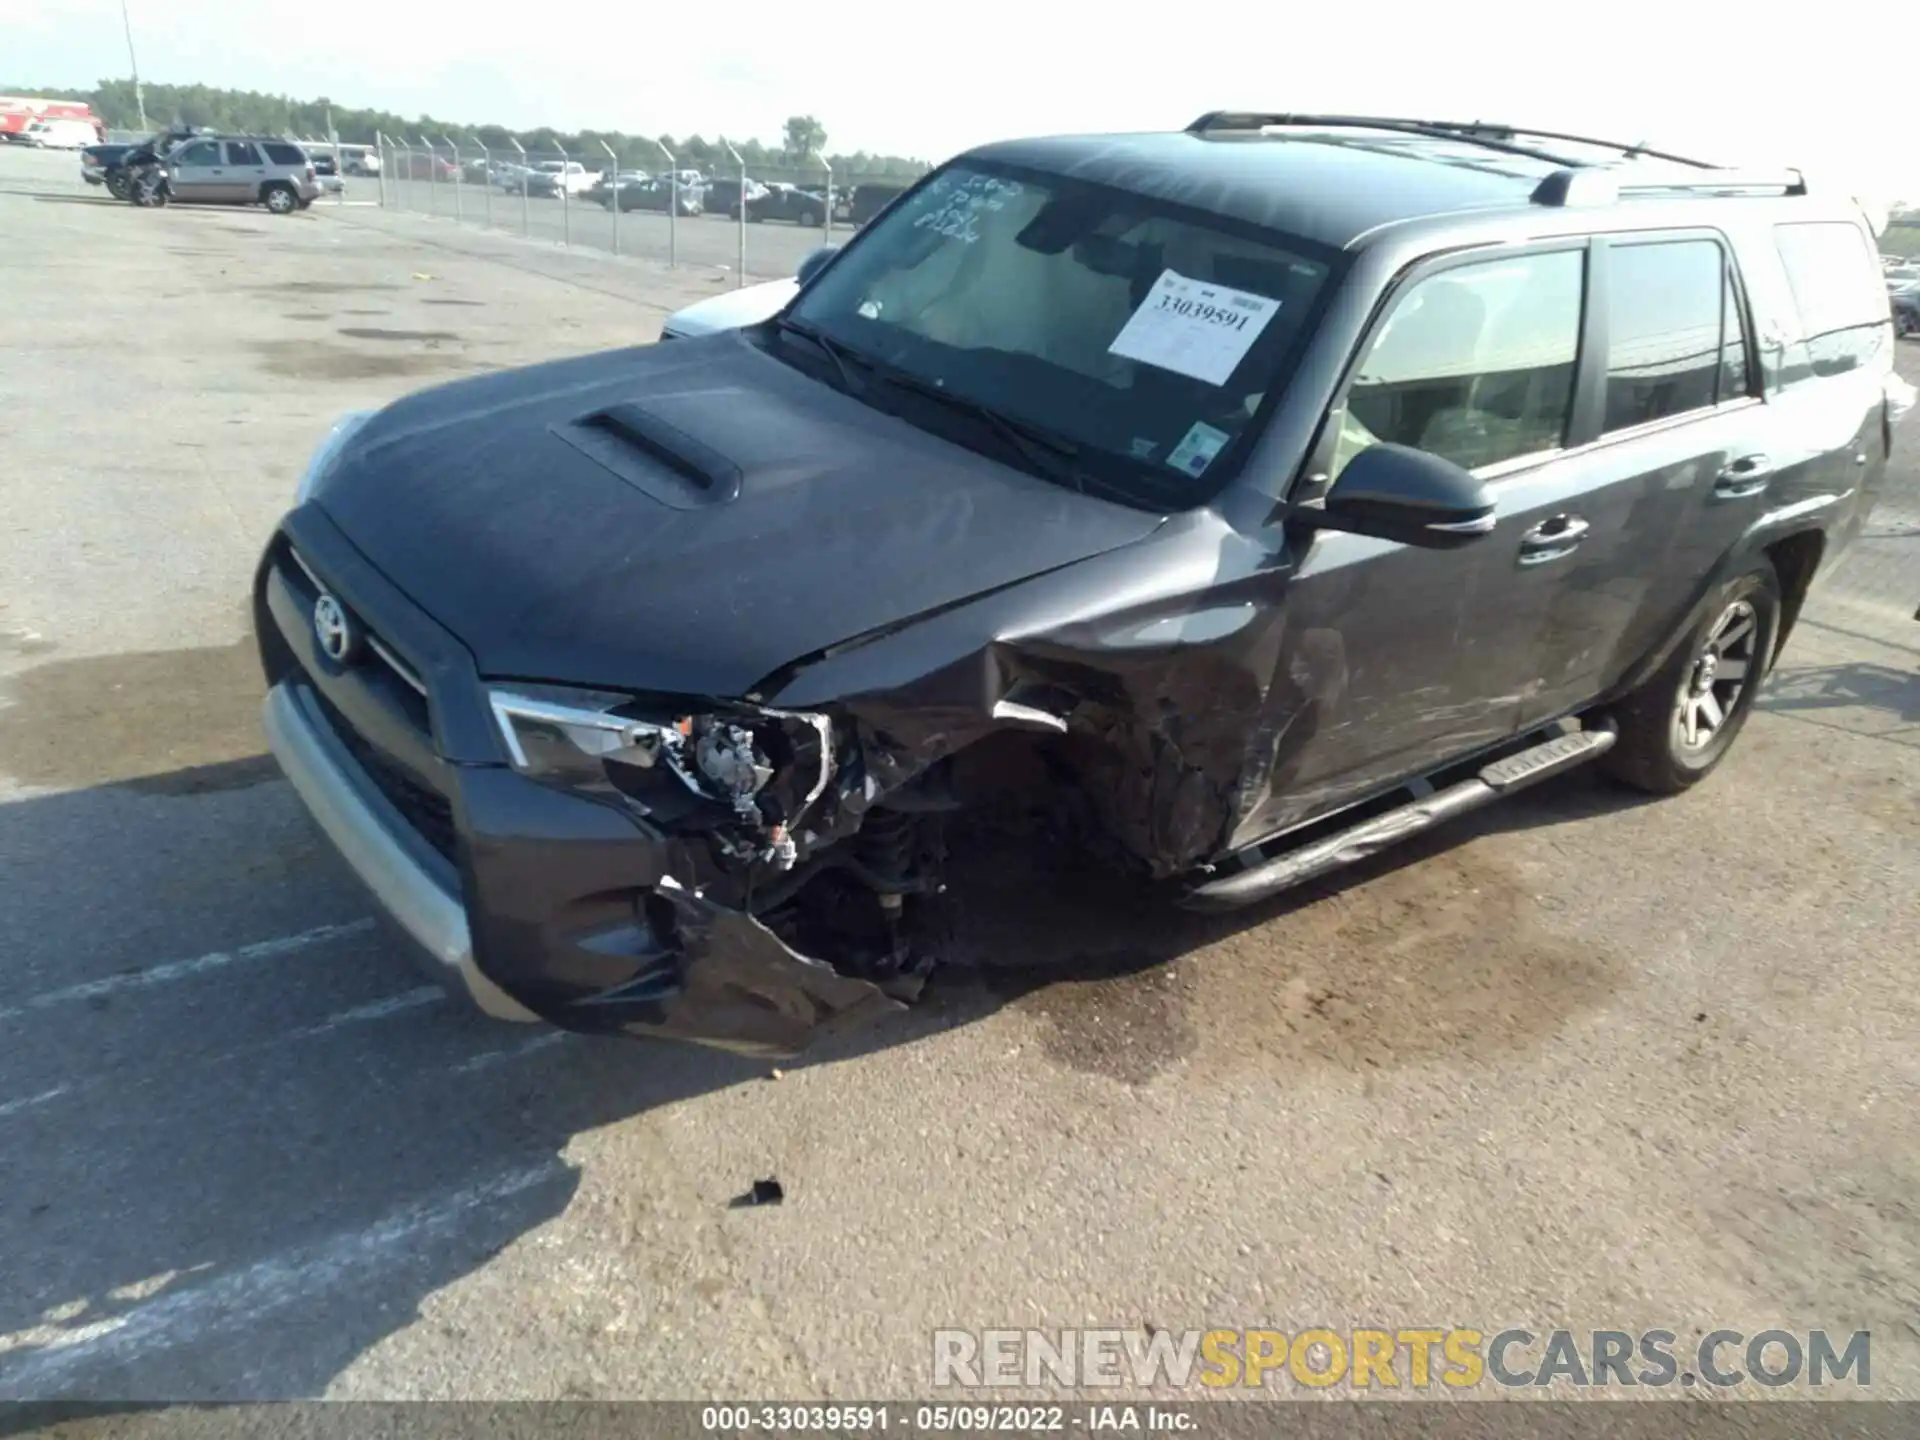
[0,97,108,142]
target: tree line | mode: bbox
[4,79,932,180]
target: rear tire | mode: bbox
[1600,563,1781,794]
[263,183,297,215]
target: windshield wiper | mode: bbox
[870,368,1091,494]
[773,317,867,396]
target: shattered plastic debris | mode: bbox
[647,876,902,1056]
[729,1178,785,1208]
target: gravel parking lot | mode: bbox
[2,142,1917,1403]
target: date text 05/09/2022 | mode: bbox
[700,1403,1197,1433]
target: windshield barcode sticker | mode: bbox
[1108,269,1281,386]
[1167,421,1231,477]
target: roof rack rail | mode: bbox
[1184,112,1725,171]
[1530,166,1810,207]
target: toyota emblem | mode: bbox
[312,592,359,663]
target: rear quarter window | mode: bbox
[1772,220,1890,377]
[263,143,305,166]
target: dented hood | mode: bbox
[313,333,1164,697]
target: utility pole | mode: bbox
[119,0,147,131]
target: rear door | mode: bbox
[221,140,267,203]
[1511,230,1767,725]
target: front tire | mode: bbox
[1601,564,1781,794]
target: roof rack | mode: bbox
[1185,112,1728,170]
[1531,166,1809,207]
[1183,112,1808,207]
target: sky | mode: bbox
[5,0,1914,206]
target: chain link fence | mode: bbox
[281,131,915,286]
[96,123,916,285]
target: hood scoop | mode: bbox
[551,402,743,510]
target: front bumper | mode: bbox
[262,680,536,1022]
[254,505,900,1056]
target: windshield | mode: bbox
[783,160,1338,506]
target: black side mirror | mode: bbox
[1313,443,1495,549]
[796,245,840,287]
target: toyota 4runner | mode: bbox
[254,112,1910,1055]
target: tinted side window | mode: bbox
[224,141,262,166]
[174,141,218,166]
[1335,249,1584,476]
[263,142,304,166]
[1602,240,1725,432]
[1773,221,1889,377]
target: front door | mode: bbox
[1238,242,1592,843]
[166,138,222,202]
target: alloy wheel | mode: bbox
[1673,599,1758,750]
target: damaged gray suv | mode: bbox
[255,112,1905,1056]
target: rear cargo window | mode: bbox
[1772,221,1890,377]
[263,142,304,166]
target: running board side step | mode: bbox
[1180,721,1616,913]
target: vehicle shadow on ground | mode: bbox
[1757,660,1920,749]
[1760,660,1920,721]
[0,641,770,1398]
[0,637,1642,1398]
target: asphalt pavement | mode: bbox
[1,143,1916,1403]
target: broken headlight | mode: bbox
[486,684,833,867]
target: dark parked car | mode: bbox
[79,142,133,190]
[256,112,1907,1057]
[311,151,340,178]
[598,176,702,215]
[1890,280,1920,337]
[847,181,906,225]
[746,182,828,226]
[705,176,769,218]
[86,125,207,197]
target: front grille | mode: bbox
[310,684,460,865]
[283,544,430,715]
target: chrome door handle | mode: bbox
[1520,515,1589,546]
[1714,453,1772,498]
[1518,514,1588,565]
